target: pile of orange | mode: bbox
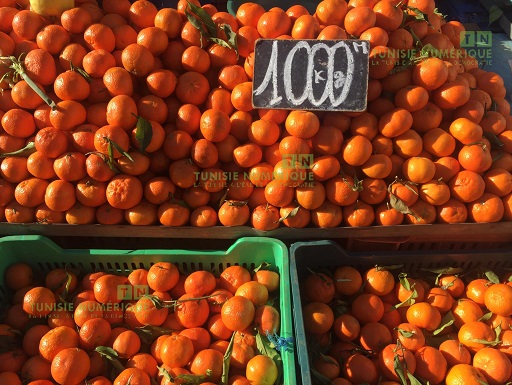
[0,0,511,229]
[301,265,512,384]
[0,261,282,385]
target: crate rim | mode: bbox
[0,235,296,385]
[289,239,512,385]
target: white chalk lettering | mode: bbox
[254,39,365,110]
[253,40,282,105]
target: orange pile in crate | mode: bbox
[302,265,512,385]
[0,261,284,385]
[0,0,511,229]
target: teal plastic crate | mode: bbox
[290,240,512,385]
[0,235,295,385]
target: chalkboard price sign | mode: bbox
[252,39,370,112]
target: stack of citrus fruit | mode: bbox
[0,261,284,385]
[0,0,511,229]
[301,264,512,385]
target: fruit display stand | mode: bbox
[2,0,512,384]
[0,235,295,384]
[0,2,512,237]
[290,240,512,385]
[0,222,511,252]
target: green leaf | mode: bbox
[389,192,416,218]
[157,366,173,382]
[493,151,505,163]
[489,5,504,26]
[185,9,209,47]
[306,268,332,284]
[218,188,229,209]
[228,200,248,207]
[494,324,503,342]
[393,353,408,385]
[399,273,411,291]
[69,61,92,83]
[221,24,238,56]
[111,141,133,162]
[483,131,504,150]
[175,373,208,385]
[391,289,417,310]
[407,6,427,21]
[186,0,217,37]
[253,262,271,273]
[310,368,336,385]
[422,267,464,275]
[377,264,405,271]
[421,43,442,58]
[396,328,416,339]
[60,271,74,301]
[319,353,339,366]
[176,199,190,209]
[407,372,424,385]
[94,346,118,357]
[0,141,36,158]
[277,205,300,223]
[408,26,423,48]
[135,115,153,154]
[107,140,115,162]
[485,271,500,284]
[140,294,164,309]
[220,332,236,385]
[432,311,455,335]
[138,324,176,335]
[210,37,233,49]
[256,331,275,358]
[256,331,283,384]
[479,312,494,322]
[469,324,502,347]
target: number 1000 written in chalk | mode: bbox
[252,39,370,112]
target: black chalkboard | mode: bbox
[252,39,370,112]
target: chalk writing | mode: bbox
[252,39,370,111]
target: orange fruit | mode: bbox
[315,0,348,25]
[147,262,179,292]
[351,293,385,324]
[473,347,512,385]
[50,348,90,385]
[458,321,496,353]
[414,346,447,385]
[245,355,278,385]
[257,9,291,38]
[484,283,512,317]
[159,334,194,368]
[333,266,362,296]
[220,266,252,294]
[221,296,255,332]
[189,349,224,383]
[378,343,416,382]
[343,353,379,385]
[23,287,56,318]
[364,266,394,296]
[406,302,442,332]
[445,364,488,385]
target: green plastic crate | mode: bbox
[290,240,512,385]
[0,235,295,385]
